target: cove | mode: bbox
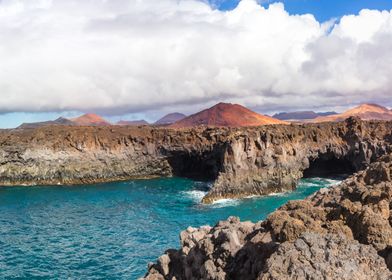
[0,177,341,279]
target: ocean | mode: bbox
[0,177,341,279]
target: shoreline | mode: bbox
[142,154,392,279]
[0,118,390,204]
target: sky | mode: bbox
[216,0,392,21]
[0,0,392,128]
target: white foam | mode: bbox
[268,192,285,197]
[183,190,207,203]
[210,198,239,208]
[324,179,341,186]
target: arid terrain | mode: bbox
[1,117,391,204]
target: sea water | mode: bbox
[0,177,341,279]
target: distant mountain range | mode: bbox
[170,103,287,128]
[273,111,337,121]
[16,103,392,129]
[71,113,111,126]
[313,104,392,122]
[18,117,75,129]
[116,120,149,126]
[155,113,186,125]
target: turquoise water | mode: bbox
[0,177,340,279]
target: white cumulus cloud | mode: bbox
[0,0,391,115]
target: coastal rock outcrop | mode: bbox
[0,118,392,203]
[141,154,392,280]
[201,117,392,203]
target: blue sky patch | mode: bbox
[214,0,392,22]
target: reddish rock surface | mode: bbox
[71,113,111,126]
[314,103,392,122]
[170,103,287,128]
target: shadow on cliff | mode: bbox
[303,151,356,178]
[166,149,224,181]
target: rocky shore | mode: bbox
[0,118,391,204]
[142,154,392,280]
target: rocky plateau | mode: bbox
[2,116,392,279]
[0,117,391,204]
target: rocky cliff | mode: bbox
[142,154,392,280]
[201,117,392,203]
[0,118,392,204]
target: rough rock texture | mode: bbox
[201,117,392,203]
[261,233,391,280]
[142,155,392,280]
[0,118,392,203]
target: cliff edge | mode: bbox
[0,118,391,203]
[142,154,392,280]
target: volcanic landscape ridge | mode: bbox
[3,102,392,279]
[1,115,391,203]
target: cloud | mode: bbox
[0,0,391,115]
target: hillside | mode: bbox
[71,113,111,126]
[314,104,392,122]
[273,111,336,121]
[171,103,287,128]
[155,113,186,125]
[116,120,149,126]
[18,117,74,129]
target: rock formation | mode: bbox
[0,118,392,204]
[141,154,392,280]
[314,103,392,123]
[170,103,287,128]
[201,117,392,203]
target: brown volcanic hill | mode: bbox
[314,104,392,123]
[18,117,75,129]
[116,120,149,126]
[155,113,186,125]
[273,111,337,121]
[71,113,111,126]
[170,103,287,128]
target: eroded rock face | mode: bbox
[202,117,392,203]
[141,155,392,280]
[261,233,391,280]
[0,118,391,203]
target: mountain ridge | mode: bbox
[171,103,287,128]
[155,113,186,125]
[71,113,111,126]
[314,103,392,122]
[116,120,149,126]
[273,110,337,120]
